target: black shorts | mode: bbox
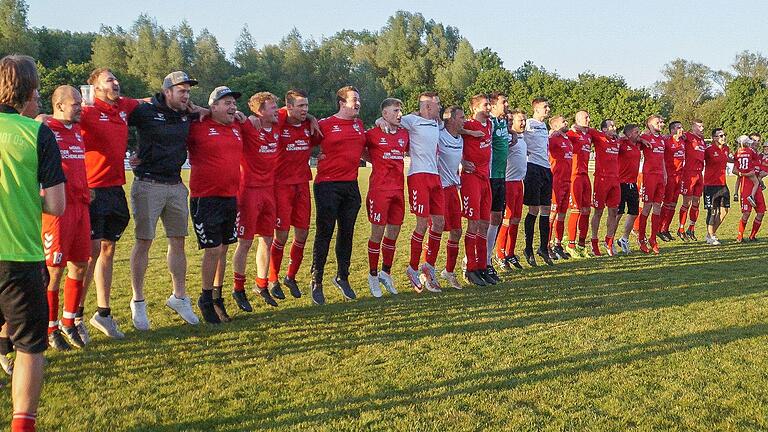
[618,183,640,216]
[490,178,506,212]
[523,163,553,206]
[90,186,130,242]
[0,261,48,354]
[190,197,238,249]
[703,185,730,209]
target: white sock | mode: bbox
[486,224,499,265]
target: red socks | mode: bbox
[255,277,268,291]
[446,240,459,272]
[678,205,689,231]
[381,236,396,270]
[650,212,661,245]
[464,233,477,272]
[496,223,509,259]
[409,231,424,271]
[577,212,590,245]
[233,272,246,292]
[268,239,285,283]
[61,277,83,328]
[750,219,762,239]
[425,229,442,267]
[286,240,305,279]
[555,219,565,243]
[476,232,487,270]
[12,412,36,432]
[47,290,58,334]
[505,223,519,257]
[738,218,747,236]
[367,240,380,274]
[689,205,699,226]
[638,213,648,240]
[567,212,579,247]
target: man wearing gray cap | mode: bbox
[187,86,244,323]
[126,71,203,329]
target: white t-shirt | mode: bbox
[506,134,528,181]
[524,117,550,168]
[437,127,463,187]
[400,114,439,176]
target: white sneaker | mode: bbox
[705,234,713,245]
[0,353,13,375]
[406,266,423,292]
[711,235,721,245]
[378,271,398,294]
[368,274,383,298]
[440,269,462,290]
[130,299,150,331]
[74,318,90,345]
[421,263,442,293]
[617,237,631,254]
[165,295,200,325]
[89,312,125,339]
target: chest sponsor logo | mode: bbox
[99,113,109,122]
[331,125,342,133]
[208,128,220,136]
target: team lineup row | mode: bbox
[12,66,768,359]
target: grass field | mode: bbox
[2,168,767,431]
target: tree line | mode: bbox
[3,0,768,140]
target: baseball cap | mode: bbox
[736,135,754,146]
[208,86,242,106]
[162,71,198,90]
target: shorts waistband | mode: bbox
[136,176,181,185]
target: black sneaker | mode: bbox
[552,244,570,260]
[486,264,501,283]
[506,254,523,269]
[269,280,285,300]
[61,326,85,349]
[255,288,278,307]
[537,248,554,266]
[478,269,497,285]
[212,298,231,322]
[311,280,325,305]
[524,249,538,267]
[232,290,253,312]
[547,246,559,261]
[686,229,698,241]
[197,295,221,324]
[332,276,357,300]
[48,329,71,351]
[463,270,487,286]
[283,276,302,298]
[494,255,512,272]
[677,229,688,241]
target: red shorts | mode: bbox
[42,202,91,267]
[569,174,592,210]
[237,185,276,239]
[274,182,311,230]
[366,188,405,226]
[641,173,665,203]
[551,177,571,214]
[664,172,683,204]
[504,180,524,219]
[443,185,462,231]
[592,175,620,209]
[460,173,491,221]
[740,178,767,213]
[407,173,444,217]
[680,170,704,197]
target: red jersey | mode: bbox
[682,132,706,173]
[589,129,620,178]
[703,144,730,186]
[665,136,686,174]
[566,128,592,177]
[187,118,244,197]
[276,109,315,185]
[45,118,89,205]
[315,116,366,183]
[640,133,666,175]
[761,152,768,173]
[618,138,641,183]
[548,133,573,182]
[365,127,408,191]
[240,119,279,188]
[80,97,140,188]
[462,118,493,179]
[735,147,759,175]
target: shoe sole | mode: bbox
[165,303,200,325]
[332,280,356,300]
[88,318,124,339]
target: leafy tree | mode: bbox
[654,58,714,125]
[0,0,37,57]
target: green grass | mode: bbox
[3,169,768,431]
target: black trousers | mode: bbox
[311,181,361,283]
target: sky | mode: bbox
[28,0,768,89]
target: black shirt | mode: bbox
[128,93,199,183]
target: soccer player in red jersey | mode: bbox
[734,135,764,242]
[677,120,706,240]
[230,92,283,313]
[702,129,733,244]
[461,94,495,285]
[187,87,244,324]
[565,111,593,258]
[40,86,89,350]
[616,124,643,254]
[364,98,407,297]
[637,115,668,254]
[310,86,366,305]
[78,68,143,339]
[588,119,621,256]
[658,121,686,241]
[267,90,317,302]
[732,133,762,204]
[547,115,573,259]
